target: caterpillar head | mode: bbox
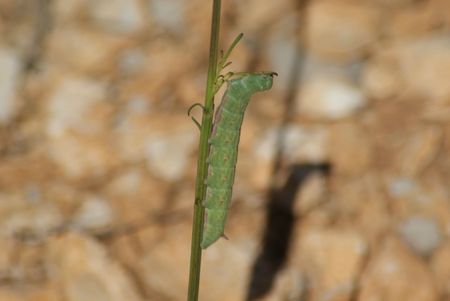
[231,72,277,92]
[252,72,277,91]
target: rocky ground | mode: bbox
[0,0,449,300]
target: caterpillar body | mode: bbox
[201,72,276,249]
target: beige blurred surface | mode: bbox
[0,0,449,300]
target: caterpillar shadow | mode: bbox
[246,163,330,300]
[245,0,329,298]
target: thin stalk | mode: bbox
[187,1,221,300]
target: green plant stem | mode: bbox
[187,1,221,300]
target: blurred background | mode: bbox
[0,0,449,300]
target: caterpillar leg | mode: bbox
[201,208,228,249]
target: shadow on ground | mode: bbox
[245,1,332,299]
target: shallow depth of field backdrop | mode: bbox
[0,0,450,300]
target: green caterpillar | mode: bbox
[201,72,276,249]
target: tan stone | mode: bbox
[306,1,381,62]
[423,101,450,122]
[358,237,438,301]
[380,35,450,102]
[333,175,390,246]
[47,232,143,301]
[400,36,450,102]
[46,26,129,74]
[3,203,63,239]
[431,242,450,297]
[135,222,190,300]
[362,57,404,100]
[0,47,21,124]
[398,215,442,257]
[0,290,23,301]
[386,173,450,240]
[398,125,442,176]
[45,75,112,137]
[297,77,367,120]
[104,168,170,224]
[363,0,415,7]
[48,132,119,181]
[72,195,115,232]
[354,185,391,247]
[387,2,442,38]
[294,228,368,301]
[236,0,293,32]
[329,121,372,175]
[115,112,197,181]
[52,0,87,23]
[149,0,187,34]
[0,286,61,301]
[87,0,146,34]
[117,40,197,102]
[0,237,14,273]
